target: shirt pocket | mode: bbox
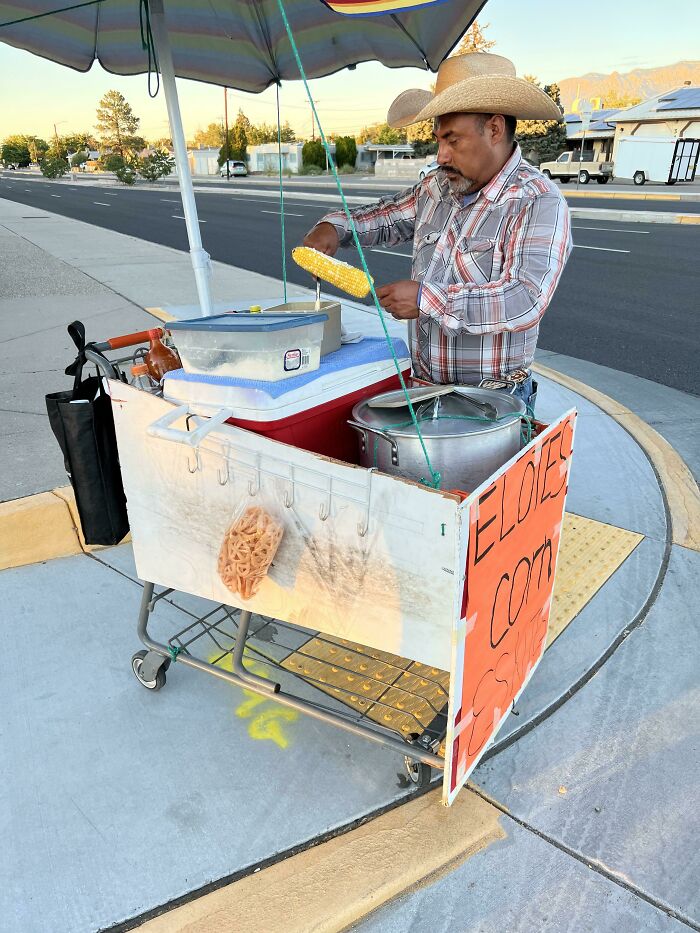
[413,223,443,278]
[454,236,496,284]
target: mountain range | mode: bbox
[558,61,700,110]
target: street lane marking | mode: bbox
[160,198,179,202]
[25,189,31,192]
[172,215,206,222]
[50,194,61,198]
[370,249,413,258]
[260,209,303,216]
[572,225,650,234]
[573,244,630,253]
[93,201,111,206]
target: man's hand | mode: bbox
[302,222,340,256]
[376,280,421,320]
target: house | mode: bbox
[247,142,305,174]
[188,147,220,176]
[610,85,700,163]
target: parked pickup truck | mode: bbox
[539,150,614,184]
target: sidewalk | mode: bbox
[1,199,698,933]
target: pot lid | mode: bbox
[353,387,525,438]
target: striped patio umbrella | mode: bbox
[0,0,480,92]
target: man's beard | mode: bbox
[439,167,475,196]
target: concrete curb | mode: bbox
[533,362,700,552]
[0,485,130,571]
[569,206,700,225]
[134,785,505,933]
[564,189,698,202]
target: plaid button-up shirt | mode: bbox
[319,145,572,385]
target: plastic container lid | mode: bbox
[167,312,328,333]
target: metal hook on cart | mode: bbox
[319,477,332,522]
[283,465,294,508]
[357,470,374,538]
[248,454,260,496]
[187,449,202,474]
[217,459,230,486]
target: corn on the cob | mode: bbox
[292,246,373,298]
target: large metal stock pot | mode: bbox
[349,386,526,492]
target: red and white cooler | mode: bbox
[162,337,411,463]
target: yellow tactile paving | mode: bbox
[548,512,643,646]
[280,511,643,744]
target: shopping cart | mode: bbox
[80,329,448,789]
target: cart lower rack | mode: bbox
[133,583,447,787]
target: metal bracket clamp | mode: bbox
[347,419,399,467]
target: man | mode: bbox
[302,52,572,411]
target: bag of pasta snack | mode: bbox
[218,497,284,601]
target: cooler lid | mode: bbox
[167,312,328,333]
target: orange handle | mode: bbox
[103,328,162,350]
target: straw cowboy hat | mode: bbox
[387,52,562,127]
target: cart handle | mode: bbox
[93,328,163,352]
[146,405,235,448]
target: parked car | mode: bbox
[419,159,439,180]
[220,160,248,178]
[539,150,613,184]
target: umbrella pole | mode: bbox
[150,0,213,317]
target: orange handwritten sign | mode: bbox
[443,410,577,805]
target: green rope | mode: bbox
[0,0,105,29]
[275,0,441,489]
[276,83,288,303]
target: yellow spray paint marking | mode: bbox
[209,648,299,750]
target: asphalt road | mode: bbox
[1,175,698,393]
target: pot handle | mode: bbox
[347,420,399,467]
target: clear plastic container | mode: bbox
[167,312,328,382]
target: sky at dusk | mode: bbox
[1,0,698,144]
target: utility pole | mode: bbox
[224,87,230,179]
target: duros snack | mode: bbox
[218,506,284,600]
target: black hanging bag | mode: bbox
[45,321,129,546]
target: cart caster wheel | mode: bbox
[131,650,167,691]
[404,756,431,788]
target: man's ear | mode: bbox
[489,115,506,144]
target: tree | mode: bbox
[406,119,436,158]
[516,80,567,165]
[137,149,175,181]
[1,137,31,167]
[334,135,357,169]
[218,109,248,165]
[151,136,173,150]
[302,139,325,169]
[453,20,496,55]
[63,132,97,154]
[356,122,406,145]
[101,152,126,172]
[70,151,89,169]
[26,136,49,163]
[189,123,224,149]
[96,90,141,158]
[40,154,69,179]
[602,91,642,110]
